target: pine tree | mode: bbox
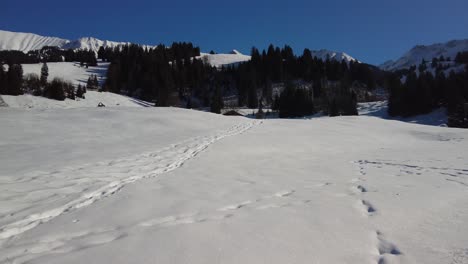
[0,63,5,94]
[210,86,223,114]
[44,78,66,100]
[76,84,85,98]
[40,62,48,87]
[98,47,106,61]
[6,64,23,95]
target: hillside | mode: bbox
[1,61,152,109]
[380,39,468,71]
[0,30,69,52]
[197,50,251,67]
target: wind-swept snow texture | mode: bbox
[380,39,468,71]
[1,104,468,264]
[0,30,69,52]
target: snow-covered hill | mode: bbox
[1,61,152,109]
[380,39,468,71]
[0,30,69,52]
[197,49,359,68]
[198,50,251,67]
[21,61,108,86]
[0,30,132,53]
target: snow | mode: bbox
[62,37,132,53]
[1,102,468,264]
[197,51,251,68]
[1,61,152,109]
[21,62,108,86]
[196,49,359,68]
[380,39,468,71]
[0,30,145,53]
[2,91,152,109]
[358,100,448,127]
[0,30,69,53]
[311,49,359,63]
[1,30,359,68]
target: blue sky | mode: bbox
[2,0,468,65]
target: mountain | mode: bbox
[61,37,132,52]
[0,30,132,53]
[311,49,358,63]
[380,39,468,71]
[0,30,69,52]
[0,29,359,67]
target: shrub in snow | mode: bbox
[23,73,42,96]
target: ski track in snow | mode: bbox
[0,120,261,241]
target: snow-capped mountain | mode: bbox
[61,37,132,52]
[311,49,358,63]
[380,39,468,71]
[0,29,360,67]
[0,30,133,53]
[0,30,69,52]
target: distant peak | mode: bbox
[230,49,242,55]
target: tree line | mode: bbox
[0,46,97,66]
[388,59,468,128]
[103,43,375,117]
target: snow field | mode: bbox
[0,109,467,263]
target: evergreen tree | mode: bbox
[40,62,48,87]
[76,84,85,99]
[98,47,106,61]
[44,78,66,100]
[0,64,5,94]
[210,86,224,114]
[6,64,23,95]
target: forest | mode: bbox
[1,43,467,127]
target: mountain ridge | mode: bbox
[0,29,359,66]
[380,39,468,71]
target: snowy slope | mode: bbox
[197,49,358,68]
[2,61,152,109]
[1,106,468,263]
[380,39,468,71]
[198,50,251,67]
[21,62,108,86]
[358,100,448,127]
[2,91,152,109]
[0,30,69,52]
